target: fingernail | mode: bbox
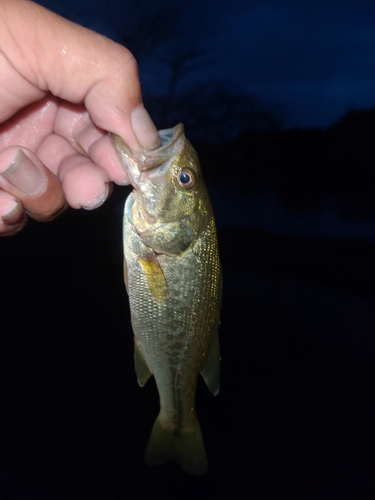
[1,197,23,225]
[1,150,45,195]
[81,183,109,210]
[131,105,161,150]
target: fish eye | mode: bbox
[177,168,196,189]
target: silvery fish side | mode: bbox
[111,124,221,476]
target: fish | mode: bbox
[111,123,221,475]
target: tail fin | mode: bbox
[144,414,208,476]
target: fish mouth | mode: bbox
[138,123,185,172]
[111,123,185,187]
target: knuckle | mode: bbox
[111,43,139,78]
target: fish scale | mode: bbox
[112,123,221,475]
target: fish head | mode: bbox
[111,124,211,255]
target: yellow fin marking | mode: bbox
[139,255,169,304]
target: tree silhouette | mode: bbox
[120,0,185,59]
[147,80,280,142]
[38,0,280,142]
[117,2,280,141]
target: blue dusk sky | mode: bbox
[38,0,375,130]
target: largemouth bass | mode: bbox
[111,124,221,475]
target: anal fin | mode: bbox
[200,332,220,396]
[134,341,152,387]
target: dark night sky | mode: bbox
[38,0,375,130]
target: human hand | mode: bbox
[0,0,160,236]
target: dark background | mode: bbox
[1,1,375,499]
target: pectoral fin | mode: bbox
[138,254,169,305]
[200,332,220,396]
[134,341,152,387]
